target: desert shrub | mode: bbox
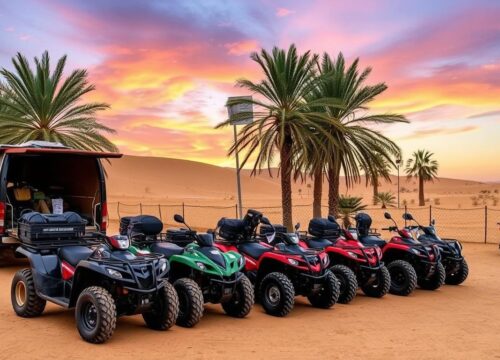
[410,199,415,205]
[434,198,440,205]
[471,196,479,206]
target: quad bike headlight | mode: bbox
[287,258,299,266]
[159,259,168,273]
[107,268,123,279]
[322,255,329,267]
[347,251,358,259]
[238,256,245,267]
[196,262,206,270]
[411,248,421,255]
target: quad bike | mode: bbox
[403,212,469,285]
[126,214,253,328]
[356,212,445,295]
[12,229,179,343]
[215,209,339,317]
[266,216,390,304]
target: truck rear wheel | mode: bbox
[445,259,469,285]
[75,286,116,344]
[174,278,204,328]
[222,275,254,318]
[387,260,417,296]
[361,265,391,298]
[11,268,46,317]
[259,272,295,317]
[330,264,357,304]
[143,281,179,330]
[307,271,340,309]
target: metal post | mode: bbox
[117,202,121,220]
[397,163,400,208]
[485,206,488,244]
[235,204,238,218]
[158,205,162,222]
[233,124,243,219]
[182,202,185,218]
[429,205,432,225]
[404,205,408,227]
[139,203,143,215]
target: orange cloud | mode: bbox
[225,40,260,56]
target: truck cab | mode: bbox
[0,141,121,247]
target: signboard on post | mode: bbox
[226,96,253,125]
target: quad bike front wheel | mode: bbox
[11,268,46,317]
[418,262,446,290]
[330,264,357,304]
[307,271,340,309]
[222,275,254,318]
[75,286,116,344]
[174,278,204,328]
[387,260,417,296]
[259,272,295,317]
[445,258,469,285]
[143,280,179,330]
[361,265,391,298]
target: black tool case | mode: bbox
[18,212,86,244]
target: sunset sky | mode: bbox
[1,0,499,181]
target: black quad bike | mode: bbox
[126,214,254,328]
[356,212,446,295]
[11,212,179,343]
[215,210,339,317]
[403,212,469,285]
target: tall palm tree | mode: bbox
[216,45,341,230]
[405,149,438,206]
[338,195,366,228]
[309,53,407,216]
[373,191,396,209]
[362,152,393,204]
[0,51,117,152]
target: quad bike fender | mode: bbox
[15,247,61,295]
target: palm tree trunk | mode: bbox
[372,178,379,205]
[313,167,323,218]
[327,162,340,217]
[280,135,293,231]
[418,176,425,206]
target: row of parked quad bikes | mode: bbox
[11,209,468,344]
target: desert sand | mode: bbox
[1,243,499,359]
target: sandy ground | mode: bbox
[1,243,499,360]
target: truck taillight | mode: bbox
[101,202,108,232]
[0,202,5,234]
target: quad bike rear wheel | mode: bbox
[307,271,340,309]
[11,268,46,318]
[259,272,295,317]
[75,286,116,344]
[361,265,391,298]
[222,275,254,318]
[174,278,204,328]
[387,260,417,296]
[330,264,357,304]
[143,280,179,330]
[445,259,469,285]
[418,262,446,290]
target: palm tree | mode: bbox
[309,53,407,216]
[362,153,393,204]
[0,51,117,152]
[337,195,366,228]
[405,149,438,206]
[373,191,396,208]
[216,45,340,230]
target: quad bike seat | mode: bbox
[238,242,272,259]
[150,242,184,258]
[59,246,94,267]
[305,237,334,249]
[358,235,386,248]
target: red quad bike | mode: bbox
[215,210,340,317]
[357,212,445,295]
[283,215,390,304]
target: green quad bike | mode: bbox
[123,214,254,328]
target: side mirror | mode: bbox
[327,215,336,222]
[384,212,392,220]
[294,223,300,231]
[174,214,185,224]
[402,213,413,221]
[261,216,271,225]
